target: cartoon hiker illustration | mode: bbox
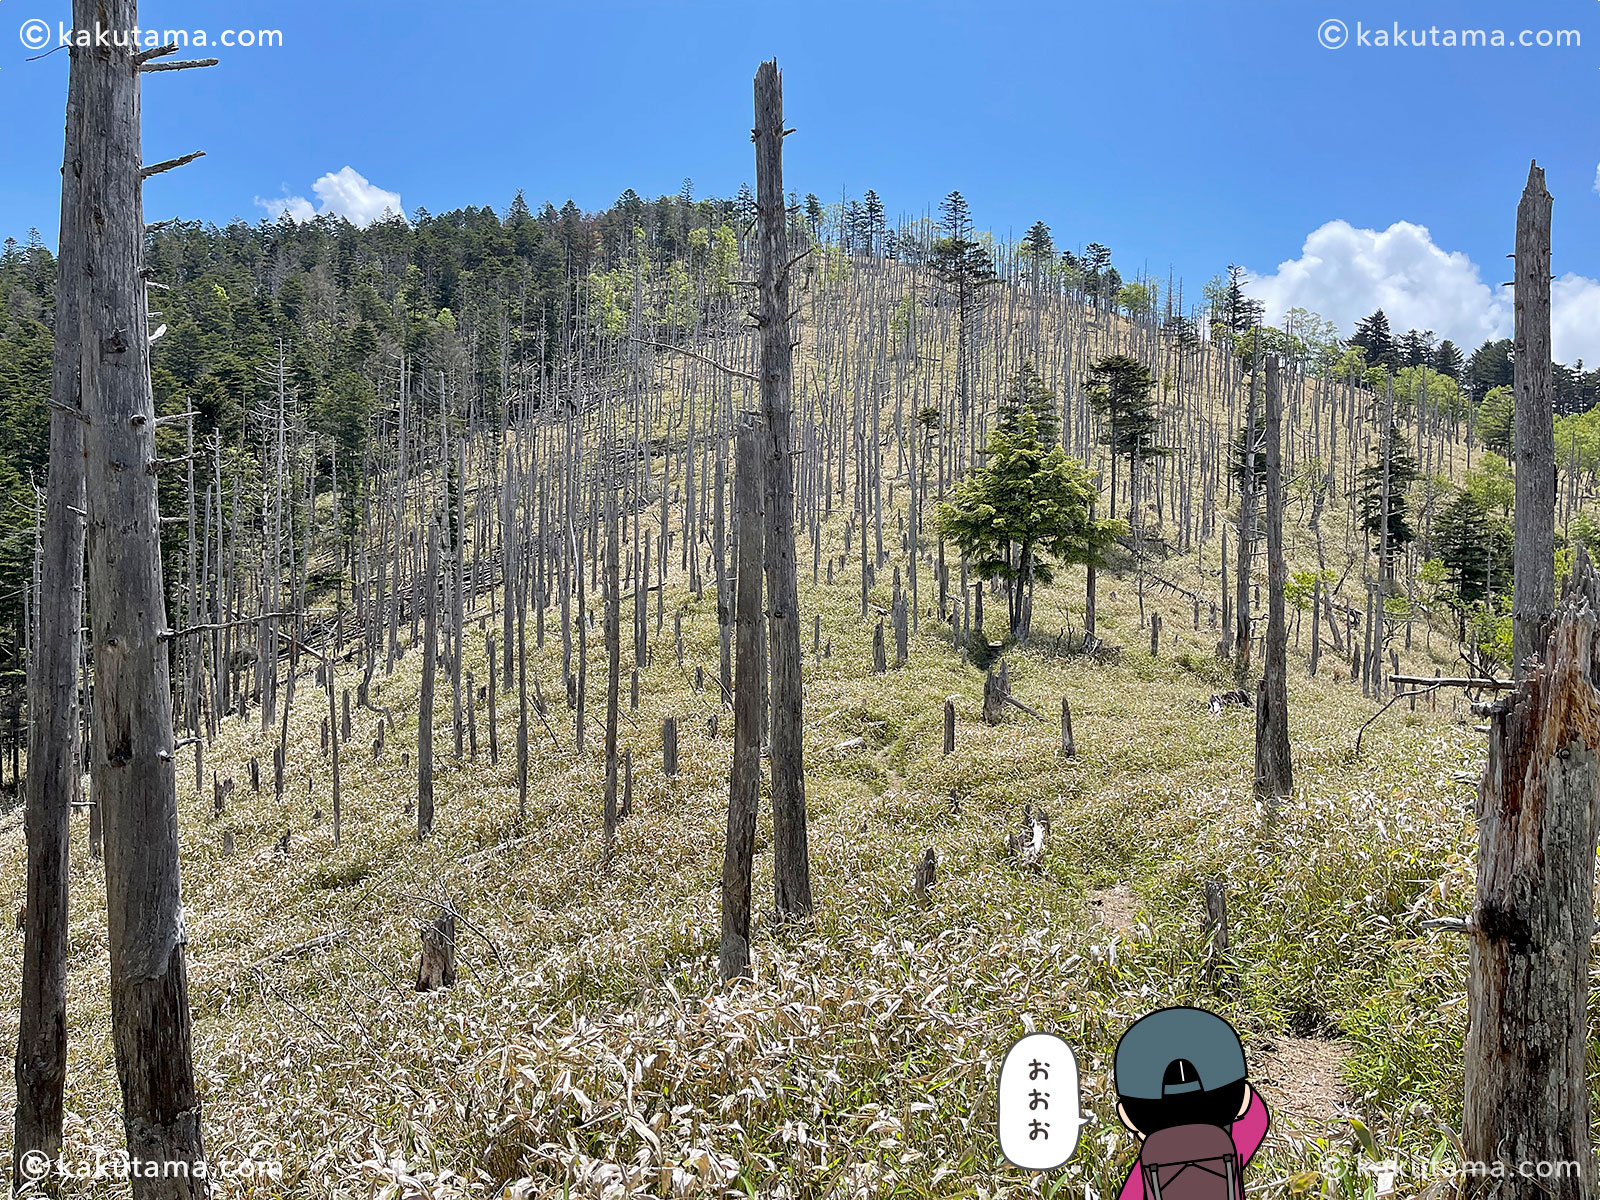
[1113,1007,1270,1200]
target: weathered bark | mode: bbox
[1235,373,1257,682]
[603,473,620,865]
[15,14,88,1178]
[1512,162,1555,678]
[77,0,209,1185]
[1254,357,1292,801]
[418,522,438,839]
[754,60,812,919]
[415,906,457,993]
[721,417,764,981]
[1464,552,1600,1196]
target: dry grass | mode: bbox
[0,525,1502,1198]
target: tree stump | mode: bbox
[913,848,937,904]
[1061,698,1076,758]
[872,620,887,675]
[982,661,1010,725]
[221,829,235,857]
[662,717,678,777]
[893,592,909,667]
[943,699,956,755]
[1006,805,1049,870]
[1204,879,1229,987]
[416,905,457,993]
[1464,551,1600,1189]
[1149,612,1161,657]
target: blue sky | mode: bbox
[2,1,1597,358]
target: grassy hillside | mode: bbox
[0,517,1489,1196]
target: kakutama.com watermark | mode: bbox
[1317,18,1579,50]
[20,20,283,52]
[17,1147,285,1185]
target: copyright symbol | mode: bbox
[18,1149,52,1181]
[19,18,51,50]
[1318,18,1348,49]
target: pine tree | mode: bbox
[936,362,1121,639]
[1209,264,1264,337]
[1352,310,1398,371]
[861,189,885,256]
[1435,491,1513,603]
[1399,328,1434,369]
[803,193,824,237]
[1086,353,1163,521]
[1434,339,1464,381]
[1358,425,1420,557]
[1466,337,1515,403]
[939,190,972,239]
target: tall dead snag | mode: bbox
[1512,162,1555,679]
[1254,357,1292,802]
[754,60,812,920]
[603,467,621,865]
[15,14,87,1177]
[1234,366,1258,683]
[418,521,439,840]
[1464,552,1600,1193]
[78,0,208,1185]
[721,416,765,982]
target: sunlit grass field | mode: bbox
[0,508,1505,1199]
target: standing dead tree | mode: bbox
[1512,162,1555,679]
[79,3,209,1187]
[14,13,88,1178]
[1254,357,1292,802]
[721,415,764,982]
[754,60,812,920]
[1463,552,1600,1195]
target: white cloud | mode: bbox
[255,167,405,228]
[1243,218,1600,367]
[1593,162,1600,196]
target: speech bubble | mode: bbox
[998,1032,1088,1170]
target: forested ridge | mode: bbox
[2,184,1599,785]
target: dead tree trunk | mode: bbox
[418,522,439,840]
[1254,357,1293,802]
[603,470,621,865]
[755,60,812,920]
[415,905,457,992]
[1512,162,1555,679]
[721,416,764,982]
[14,19,88,1177]
[78,3,209,1185]
[1463,552,1600,1194]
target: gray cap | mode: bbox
[1114,1007,1246,1100]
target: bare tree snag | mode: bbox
[77,0,209,1183]
[15,13,87,1175]
[943,699,955,755]
[1512,162,1555,679]
[721,415,764,982]
[1463,553,1600,1192]
[418,521,439,840]
[603,468,621,866]
[1255,357,1293,802]
[754,60,813,921]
